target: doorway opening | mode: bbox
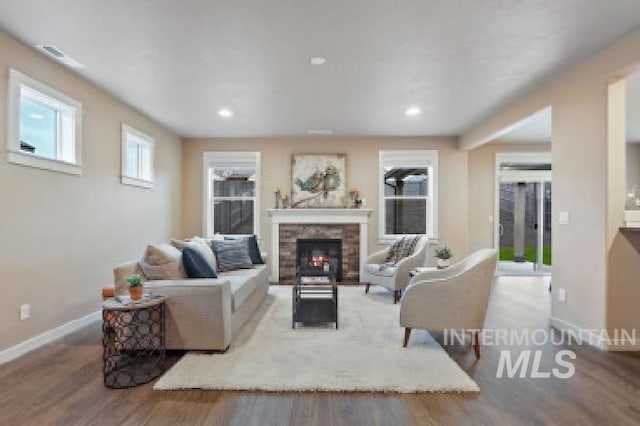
[486,104,553,277]
[498,175,552,275]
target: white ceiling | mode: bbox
[627,72,640,143]
[491,71,640,145]
[2,1,640,138]
[498,107,552,144]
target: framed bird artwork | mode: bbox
[291,154,347,208]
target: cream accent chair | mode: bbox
[400,248,497,358]
[362,236,430,303]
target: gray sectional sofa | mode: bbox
[113,258,269,352]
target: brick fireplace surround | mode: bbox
[267,209,372,283]
[279,224,359,283]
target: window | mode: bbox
[121,124,154,188]
[379,150,438,241]
[204,152,260,237]
[7,69,82,175]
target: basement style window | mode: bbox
[379,150,438,241]
[7,69,83,175]
[204,152,261,236]
[121,124,154,188]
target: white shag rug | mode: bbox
[154,286,479,393]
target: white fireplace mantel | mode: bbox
[267,208,372,282]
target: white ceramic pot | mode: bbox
[437,258,450,269]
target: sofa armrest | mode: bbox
[113,262,146,295]
[365,249,389,264]
[409,267,456,285]
[145,279,233,351]
[393,246,428,290]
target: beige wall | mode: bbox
[182,137,469,267]
[461,29,640,340]
[467,142,551,253]
[0,32,182,351]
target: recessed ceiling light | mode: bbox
[307,129,333,135]
[405,107,421,117]
[310,56,327,66]
[218,108,233,118]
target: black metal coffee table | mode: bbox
[292,269,338,329]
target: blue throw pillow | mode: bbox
[224,234,264,264]
[182,246,218,278]
[213,239,254,272]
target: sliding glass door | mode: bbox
[498,181,551,274]
[496,155,552,276]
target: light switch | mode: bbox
[557,288,566,303]
[558,212,570,225]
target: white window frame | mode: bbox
[6,68,83,175]
[121,124,155,189]
[379,150,438,243]
[203,151,261,238]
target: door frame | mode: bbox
[494,152,552,274]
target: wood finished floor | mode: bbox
[1,276,639,426]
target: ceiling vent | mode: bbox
[35,45,85,68]
[307,129,333,135]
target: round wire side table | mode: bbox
[102,295,167,388]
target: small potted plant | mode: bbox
[434,246,453,269]
[125,274,144,300]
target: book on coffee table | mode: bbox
[299,276,331,285]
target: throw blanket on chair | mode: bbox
[380,235,420,270]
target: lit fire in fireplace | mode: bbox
[310,254,330,267]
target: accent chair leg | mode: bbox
[365,283,370,294]
[403,327,412,347]
[473,332,480,359]
[393,290,401,304]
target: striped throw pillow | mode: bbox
[212,239,254,272]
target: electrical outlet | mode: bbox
[20,304,31,320]
[557,289,566,303]
[558,212,570,225]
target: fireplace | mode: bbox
[296,239,343,281]
[268,208,371,283]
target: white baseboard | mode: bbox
[549,317,607,350]
[549,317,640,351]
[0,310,101,365]
[605,340,640,351]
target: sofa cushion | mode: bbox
[213,239,254,272]
[224,235,264,264]
[364,263,397,277]
[221,265,268,311]
[139,244,186,280]
[182,246,218,278]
